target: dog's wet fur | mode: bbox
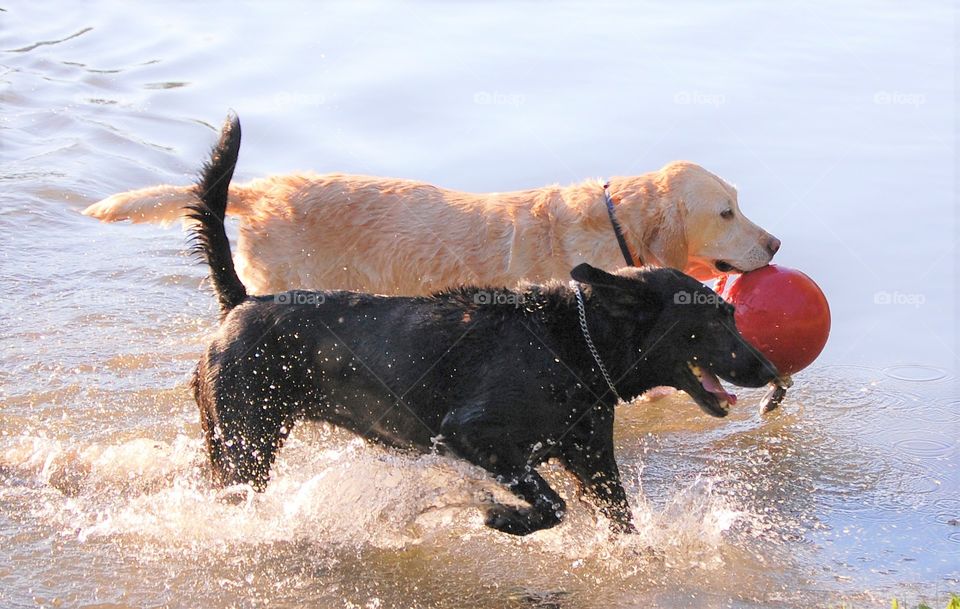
[189,115,780,535]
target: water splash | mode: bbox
[1,428,755,572]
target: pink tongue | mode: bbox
[699,369,738,405]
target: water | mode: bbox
[1,2,957,607]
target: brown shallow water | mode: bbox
[1,2,957,608]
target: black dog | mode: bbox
[189,115,780,535]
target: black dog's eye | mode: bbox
[720,209,734,219]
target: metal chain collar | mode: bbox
[573,282,622,402]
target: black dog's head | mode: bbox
[570,263,779,417]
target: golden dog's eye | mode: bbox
[720,209,734,219]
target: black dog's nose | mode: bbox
[766,236,781,256]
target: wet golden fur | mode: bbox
[84,161,778,295]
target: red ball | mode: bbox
[716,265,830,375]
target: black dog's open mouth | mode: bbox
[682,363,738,417]
[714,260,742,273]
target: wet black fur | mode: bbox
[189,115,779,535]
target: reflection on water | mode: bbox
[0,1,956,608]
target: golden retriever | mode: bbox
[84,150,780,295]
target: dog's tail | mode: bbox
[82,184,202,226]
[82,164,260,227]
[187,113,247,316]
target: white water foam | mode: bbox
[1,428,753,571]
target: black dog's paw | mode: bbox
[484,504,539,536]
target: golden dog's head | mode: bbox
[614,161,780,281]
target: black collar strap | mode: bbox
[603,182,638,267]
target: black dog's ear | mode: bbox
[571,263,663,321]
[570,263,631,290]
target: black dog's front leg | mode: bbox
[562,417,635,533]
[440,407,565,536]
[483,466,566,536]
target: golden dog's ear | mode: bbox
[646,204,689,270]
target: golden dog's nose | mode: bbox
[766,236,782,256]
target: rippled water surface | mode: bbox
[1,2,957,608]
